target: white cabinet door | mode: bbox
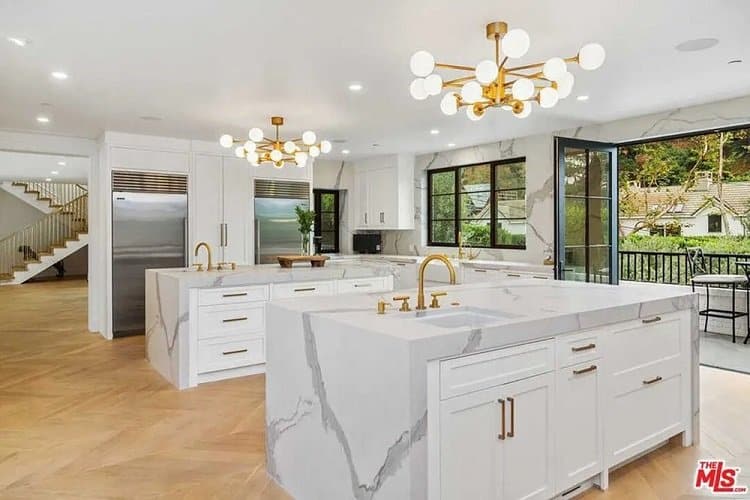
[193,154,223,261]
[222,157,250,264]
[440,385,504,500]
[555,361,602,493]
[367,166,394,227]
[356,169,370,227]
[501,372,555,500]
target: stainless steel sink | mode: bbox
[410,306,518,328]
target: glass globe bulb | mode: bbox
[460,81,482,104]
[410,50,435,77]
[511,78,535,101]
[234,146,245,158]
[466,106,483,121]
[274,161,284,169]
[320,140,332,154]
[424,74,443,96]
[557,72,575,99]
[302,130,316,146]
[543,57,567,81]
[409,78,428,100]
[249,127,263,142]
[539,87,559,108]
[295,151,308,166]
[440,93,458,116]
[270,149,283,162]
[219,134,233,148]
[283,141,297,154]
[502,29,530,59]
[244,141,256,153]
[309,145,321,158]
[247,151,260,165]
[513,103,532,119]
[578,43,606,70]
[475,60,499,85]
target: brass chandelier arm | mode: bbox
[443,75,475,86]
[435,62,476,71]
[505,54,579,73]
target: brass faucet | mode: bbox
[417,254,457,310]
[194,242,214,271]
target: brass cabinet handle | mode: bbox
[532,275,549,280]
[222,348,248,355]
[294,287,316,292]
[497,399,506,440]
[222,317,247,323]
[474,269,488,273]
[643,376,663,385]
[573,364,598,375]
[353,283,372,288]
[506,273,521,278]
[223,292,248,298]
[642,316,662,324]
[507,397,515,438]
[571,343,596,352]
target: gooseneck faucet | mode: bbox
[417,254,457,310]
[194,241,214,271]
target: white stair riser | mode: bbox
[1,234,88,285]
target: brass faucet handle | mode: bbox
[230,262,237,270]
[216,261,234,271]
[393,295,412,312]
[430,291,448,309]
[377,300,392,315]
[192,263,204,272]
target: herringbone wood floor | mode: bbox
[0,279,748,499]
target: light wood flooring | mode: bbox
[1,279,749,499]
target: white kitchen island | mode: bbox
[144,260,401,389]
[265,279,699,500]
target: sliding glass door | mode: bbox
[555,138,618,284]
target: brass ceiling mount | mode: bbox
[270,116,284,126]
[485,21,508,40]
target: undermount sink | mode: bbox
[410,306,519,329]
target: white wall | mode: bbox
[0,189,45,239]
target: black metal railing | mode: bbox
[619,250,750,285]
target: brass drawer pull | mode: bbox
[573,364,598,375]
[642,316,662,324]
[294,287,316,292]
[506,273,521,277]
[532,275,549,280]
[474,269,487,273]
[222,348,248,355]
[507,397,515,438]
[497,399,506,440]
[353,283,372,287]
[222,317,247,323]
[223,292,248,298]
[571,343,596,352]
[643,376,663,385]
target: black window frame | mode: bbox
[427,157,527,249]
[707,213,722,233]
[313,189,340,253]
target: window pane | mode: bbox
[320,193,335,212]
[321,231,336,250]
[587,198,609,246]
[564,148,587,196]
[564,198,586,246]
[460,164,491,193]
[431,220,455,243]
[563,247,587,282]
[495,220,526,247]
[495,161,525,189]
[588,151,610,198]
[496,190,526,219]
[460,192,490,218]
[321,212,336,232]
[589,246,611,283]
[431,170,455,195]
[460,219,491,247]
[431,194,455,219]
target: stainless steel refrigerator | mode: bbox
[254,179,310,264]
[112,171,188,338]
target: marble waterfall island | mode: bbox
[145,260,401,389]
[265,279,699,500]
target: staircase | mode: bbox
[0,191,88,285]
[0,181,88,214]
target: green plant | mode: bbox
[295,205,315,234]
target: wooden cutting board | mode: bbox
[277,255,329,268]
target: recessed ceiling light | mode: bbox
[51,170,59,175]
[729,59,743,65]
[576,95,590,101]
[448,143,456,148]
[348,82,364,92]
[57,161,66,166]
[45,178,52,182]
[675,38,719,52]
[7,37,29,47]
[51,71,68,80]
[36,115,50,123]
[341,149,351,155]
[430,129,440,135]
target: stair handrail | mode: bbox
[10,181,88,208]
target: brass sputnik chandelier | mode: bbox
[219,116,331,168]
[409,21,606,120]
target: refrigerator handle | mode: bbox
[184,218,189,266]
[223,223,228,248]
[254,219,261,265]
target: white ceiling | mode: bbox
[0,151,89,182]
[0,0,749,159]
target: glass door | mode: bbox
[555,138,618,284]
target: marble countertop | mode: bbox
[329,253,554,274]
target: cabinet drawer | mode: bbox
[271,280,335,299]
[462,267,501,283]
[556,330,602,368]
[197,303,265,340]
[336,277,389,294]
[197,335,264,374]
[439,339,555,400]
[608,313,682,375]
[198,285,268,306]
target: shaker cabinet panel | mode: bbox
[193,154,223,259]
[222,157,251,263]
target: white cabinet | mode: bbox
[192,154,250,264]
[354,154,414,230]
